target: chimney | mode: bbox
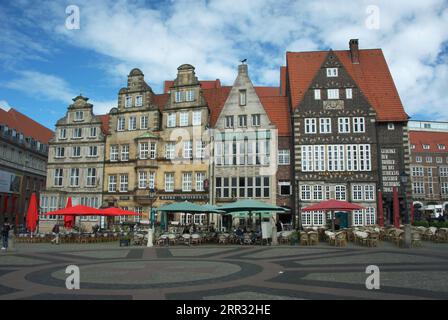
[238,63,248,74]
[349,39,359,64]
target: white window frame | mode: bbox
[305,118,317,134]
[326,68,338,77]
[125,95,132,108]
[140,115,148,129]
[128,116,137,130]
[196,140,205,159]
[135,95,143,107]
[192,110,201,126]
[346,88,353,99]
[179,112,189,127]
[314,89,321,100]
[195,172,205,191]
[108,175,117,192]
[182,172,192,192]
[165,142,175,160]
[138,171,147,189]
[167,113,176,128]
[278,149,290,165]
[186,90,195,102]
[110,145,119,161]
[338,117,350,133]
[175,91,183,103]
[150,142,157,159]
[252,114,261,126]
[121,145,129,161]
[319,118,331,134]
[353,117,365,133]
[139,142,149,159]
[183,140,192,159]
[327,89,339,100]
[119,174,128,192]
[165,173,174,192]
[86,168,96,187]
[54,168,63,186]
[117,117,125,131]
[70,168,79,187]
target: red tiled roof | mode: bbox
[286,49,408,122]
[202,86,232,127]
[259,96,290,136]
[152,93,169,112]
[409,131,448,153]
[0,108,54,144]
[98,114,110,134]
[163,80,222,93]
[254,87,280,97]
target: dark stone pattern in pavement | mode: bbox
[1,242,448,300]
[126,249,144,259]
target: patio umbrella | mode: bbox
[220,199,286,230]
[302,199,365,231]
[44,205,105,216]
[393,187,400,228]
[100,207,142,216]
[63,197,75,229]
[377,190,384,227]
[25,192,38,233]
[157,201,223,231]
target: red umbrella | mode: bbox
[100,207,142,216]
[377,189,384,227]
[64,197,75,229]
[302,199,365,212]
[44,205,104,216]
[26,193,39,232]
[393,186,400,228]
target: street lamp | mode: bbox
[400,171,412,248]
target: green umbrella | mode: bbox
[220,199,286,212]
[157,201,222,213]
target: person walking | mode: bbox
[1,219,11,251]
[51,224,60,245]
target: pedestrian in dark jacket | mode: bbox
[1,219,11,250]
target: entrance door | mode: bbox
[335,212,349,229]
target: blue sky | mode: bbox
[0,0,447,129]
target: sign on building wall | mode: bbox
[0,170,21,194]
[380,148,401,193]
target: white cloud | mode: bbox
[2,0,448,119]
[0,99,12,111]
[2,70,116,115]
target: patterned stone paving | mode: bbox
[0,242,447,300]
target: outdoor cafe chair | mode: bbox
[300,233,309,246]
[157,234,168,246]
[412,232,422,247]
[243,233,253,245]
[218,234,228,245]
[191,233,201,245]
[167,233,177,246]
[182,233,191,246]
[308,232,319,245]
[435,229,448,243]
[354,231,369,246]
[325,230,336,245]
[366,232,379,247]
[335,231,347,247]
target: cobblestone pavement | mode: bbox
[0,241,447,300]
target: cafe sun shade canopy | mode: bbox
[302,199,365,212]
[157,201,223,213]
[219,199,287,213]
[44,205,105,216]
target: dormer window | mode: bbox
[326,68,338,77]
[239,90,247,106]
[411,144,416,149]
[438,144,446,150]
[186,90,195,102]
[59,128,67,139]
[423,144,430,150]
[74,111,84,121]
[125,95,132,108]
[314,89,321,100]
[388,123,395,130]
[175,91,183,103]
[135,95,143,107]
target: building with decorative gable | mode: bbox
[285,39,410,228]
[39,95,108,232]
